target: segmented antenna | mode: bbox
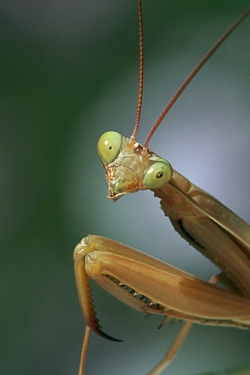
[132,0,144,139]
[138,4,250,148]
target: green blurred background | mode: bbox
[1,1,250,375]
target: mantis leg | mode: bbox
[74,235,250,375]
[78,325,90,375]
[146,272,227,375]
[146,321,192,375]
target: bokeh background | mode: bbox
[1,1,250,375]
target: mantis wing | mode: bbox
[153,169,250,297]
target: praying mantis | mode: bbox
[73,0,249,375]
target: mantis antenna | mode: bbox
[132,0,250,148]
[131,0,144,139]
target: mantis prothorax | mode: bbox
[74,1,250,374]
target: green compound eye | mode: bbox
[143,159,173,189]
[97,131,123,164]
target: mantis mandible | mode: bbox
[74,2,250,374]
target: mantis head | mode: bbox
[97,131,173,201]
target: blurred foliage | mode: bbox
[1,1,250,375]
[193,365,250,375]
